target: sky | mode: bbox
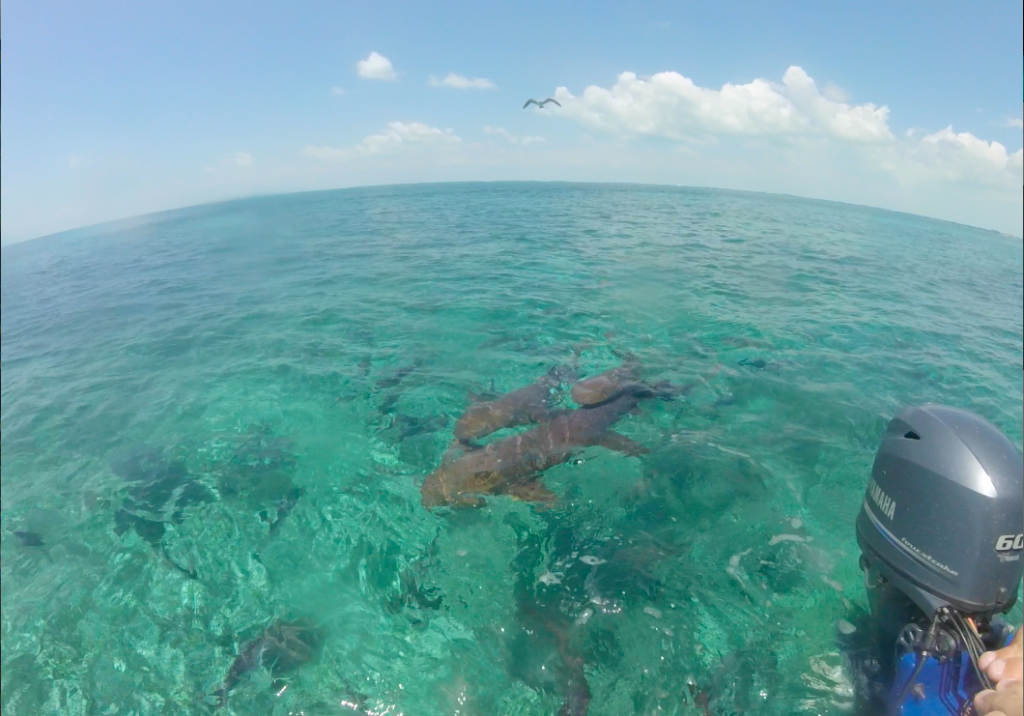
[2,0,1022,244]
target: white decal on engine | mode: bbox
[868,479,896,521]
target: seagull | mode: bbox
[523,98,561,109]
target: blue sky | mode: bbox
[2,0,1022,243]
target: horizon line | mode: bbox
[2,179,1021,248]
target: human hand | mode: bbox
[974,679,1023,716]
[979,628,1024,685]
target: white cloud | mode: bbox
[883,126,1024,187]
[1005,117,1024,129]
[781,67,892,143]
[202,152,255,172]
[923,127,1016,167]
[483,126,545,146]
[821,83,849,103]
[331,86,346,96]
[303,121,461,162]
[429,73,496,90]
[357,52,396,81]
[541,64,1020,234]
[552,65,892,143]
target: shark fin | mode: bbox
[594,431,649,457]
[467,388,499,404]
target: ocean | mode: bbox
[2,182,1022,715]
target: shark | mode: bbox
[454,363,577,443]
[570,362,647,406]
[216,618,326,706]
[422,364,720,509]
[454,345,587,443]
[422,387,652,509]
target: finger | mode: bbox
[994,656,1024,683]
[975,688,996,712]
[981,681,1024,716]
[994,677,1021,692]
[987,692,1021,715]
[974,688,1014,716]
[980,640,1024,672]
[970,684,1019,716]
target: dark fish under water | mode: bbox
[738,357,769,371]
[112,447,211,512]
[13,530,45,547]
[691,642,781,716]
[111,447,213,579]
[260,484,305,537]
[377,391,400,415]
[219,423,304,539]
[217,618,326,706]
[514,602,593,716]
[376,359,421,390]
[505,514,594,715]
[231,423,297,472]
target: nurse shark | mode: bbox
[421,364,718,509]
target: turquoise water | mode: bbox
[2,182,1022,716]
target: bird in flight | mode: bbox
[523,98,561,109]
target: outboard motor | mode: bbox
[856,404,1023,716]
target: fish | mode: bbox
[377,391,400,415]
[220,424,304,539]
[231,424,297,472]
[217,618,326,706]
[506,516,594,715]
[113,511,198,579]
[514,602,593,716]
[357,355,373,378]
[573,361,721,406]
[111,446,212,579]
[454,364,577,442]
[261,484,304,537]
[570,363,647,406]
[13,530,45,547]
[376,359,421,390]
[737,357,769,370]
[422,388,652,509]
[10,530,55,565]
[424,363,721,508]
[112,447,211,515]
[689,643,781,715]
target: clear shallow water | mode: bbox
[2,182,1022,716]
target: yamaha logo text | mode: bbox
[868,479,896,521]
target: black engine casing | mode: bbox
[856,404,1023,617]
